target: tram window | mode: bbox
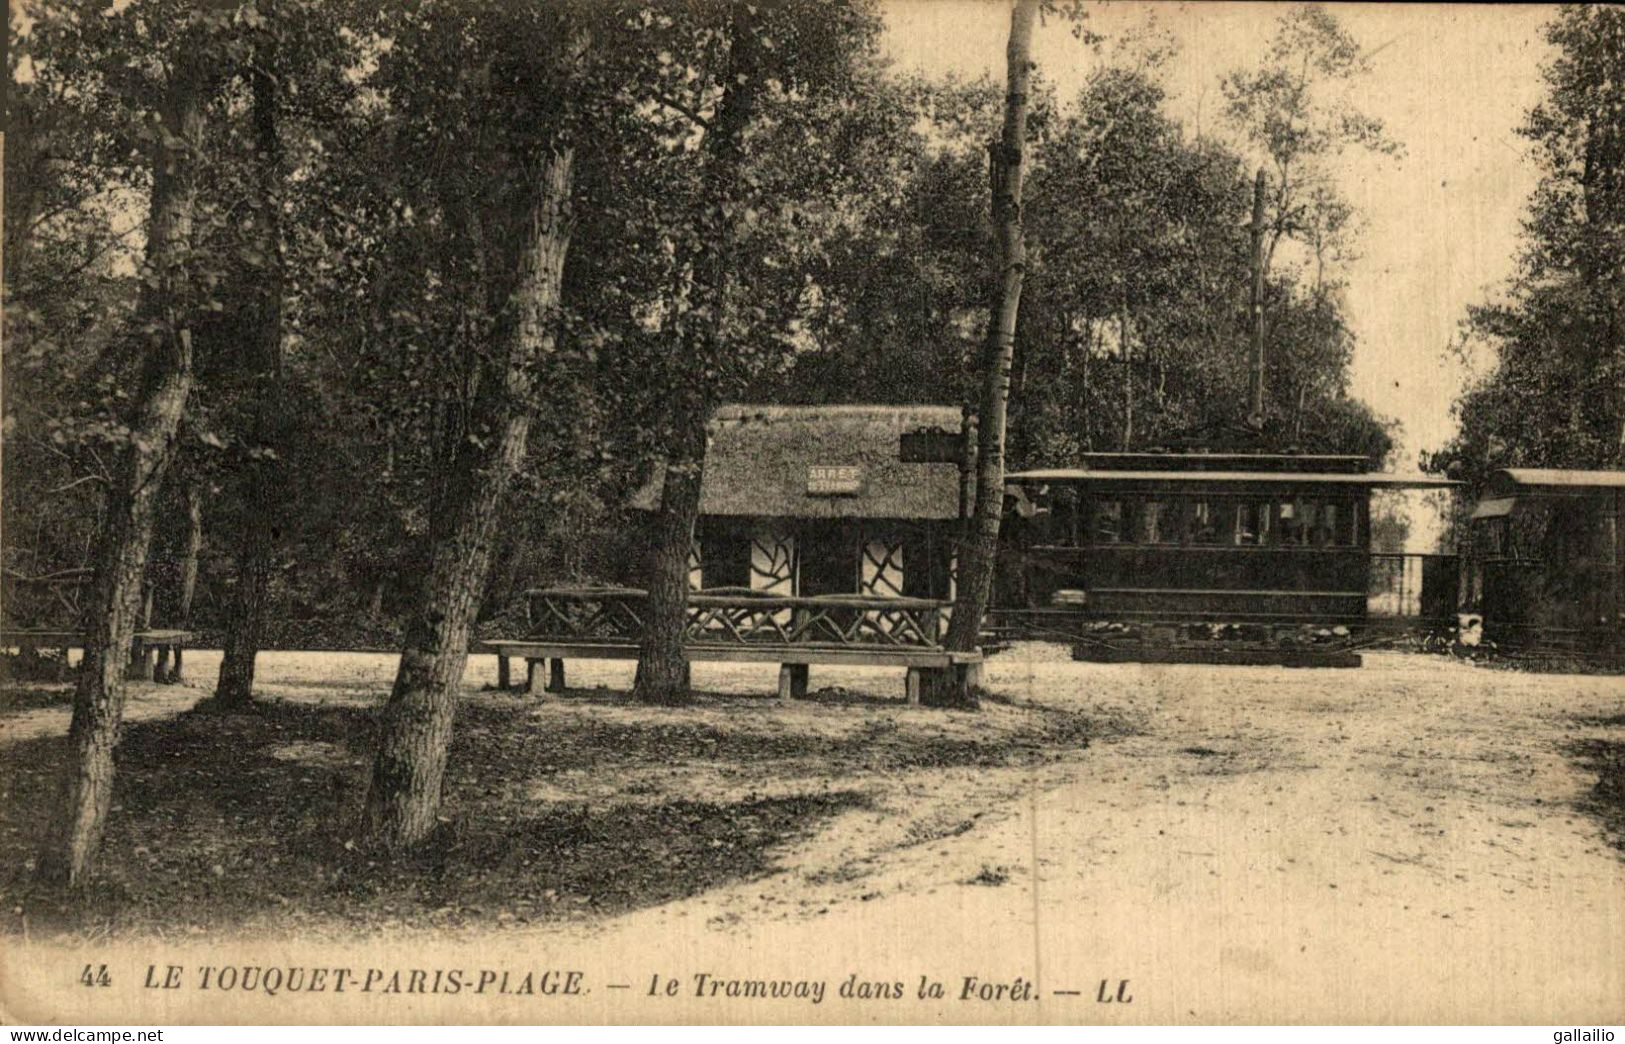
[1333,501,1358,546]
[1053,487,1082,546]
[1236,501,1266,546]
[1277,501,1308,546]
[1121,498,1141,543]
[1310,503,1337,547]
[1188,500,1223,544]
[1140,500,1172,544]
[1094,500,1123,543]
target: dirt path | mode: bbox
[4,647,1621,1023]
[548,648,1625,1023]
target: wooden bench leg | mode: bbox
[963,661,984,689]
[777,663,809,700]
[547,658,566,694]
[906,667,923,705]
[154,646,172,684]
[125,640,149,681]
[497,654,512,691]
[169,646,184,683]
[526,658,546,697]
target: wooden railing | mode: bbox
[523,586,951,649]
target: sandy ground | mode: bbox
[4,646,1623,1024]
[562,647,1625,1023]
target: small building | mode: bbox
[1468,467,1625,647]
[631,404,967,601]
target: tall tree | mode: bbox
[932,0,1039,707]
[1222,3,1398,436]
[213,23,287,707]
[1434,5,1625,489]
[37,4,229,886]
[627,0,885,705]
[361,4,590,848]
[632,1,768,705]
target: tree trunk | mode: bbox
[1119,307,1133,451]
[161,480,204,683]
[632,3,763,705]
[214,60,285,709]
[632,435,704,705]
[362,144,577,850]
[1247,166,1268,428]
[933,0,1037,708]
[39,65,204,887]
[1080,319,1093,451]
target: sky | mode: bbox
[879,1,1557,468]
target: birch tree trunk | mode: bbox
[362,144,577,849]
[215,60,285,708]
[933,0,1038,706]
[39,64,205,887]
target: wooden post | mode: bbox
[125,636,145,681]
[526,659,546,697]
[154,645,172,684]
[906,667,923,705]
[547,658,566,694]
[496,654,511,691]
[777,663,809,700]
[169,646,184,684]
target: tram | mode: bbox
[991,451,1459,664]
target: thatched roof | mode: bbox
[630,404,965,520]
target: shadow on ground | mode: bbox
[1,689,1098,938]
[1569,714,1625,854]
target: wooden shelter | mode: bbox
[1467,467,1625,649]
[630,404,968,602]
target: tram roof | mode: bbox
[1005,469,1460,490]
[1075,451,1372,474]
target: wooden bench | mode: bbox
[480,639,982,703]
[0,628,195,683]
[486,587,984,703]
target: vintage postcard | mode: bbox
[2,0,1622,1028]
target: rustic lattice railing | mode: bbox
[523,586,950,648]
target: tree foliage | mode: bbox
[1433,5,1625,494]
[5,0,1401,658]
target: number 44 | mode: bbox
[80,964,111,987]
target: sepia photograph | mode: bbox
[1,0,1622,1029]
